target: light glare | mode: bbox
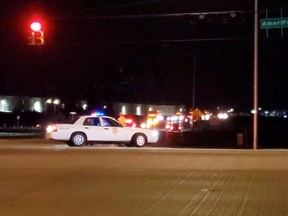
[30,22,41,32]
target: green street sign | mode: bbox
[260,17,288,29]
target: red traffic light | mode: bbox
[27,21,45,45]
[30,21,42,32]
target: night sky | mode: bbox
[1,0,288,112]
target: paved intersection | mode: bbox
[0,139,287,216]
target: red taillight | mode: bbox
[125,119,133,124]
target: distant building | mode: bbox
[0,95,45,113]
[0,95,186,116]
[112,102,186,116]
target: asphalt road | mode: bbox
[0,138,287,216]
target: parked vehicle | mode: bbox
[46,115,159,147]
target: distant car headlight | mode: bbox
[151,130,159,137]
[217,113,228,120]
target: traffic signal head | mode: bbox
[27,21,45,45]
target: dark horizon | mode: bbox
[1,0,288,111]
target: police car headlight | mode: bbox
[46,125,57,133]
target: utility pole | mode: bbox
[192,57,196,110]
[253,0,259,150]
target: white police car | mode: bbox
[46,115,159,147]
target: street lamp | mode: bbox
[46,98,52,104]
[46,98,60,112]
[53,99,60,112]
[192,57,197,110]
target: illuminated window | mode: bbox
[33,101,43,112]
[121,106,127,115]
[0,99,10,112]
[136,106,141,115]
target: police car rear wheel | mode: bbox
[132,133,147,147]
